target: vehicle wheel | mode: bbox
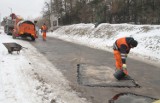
[31,36,35,41]
[8,33,12,35]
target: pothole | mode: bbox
[77,64,140,88]
[109,92,158,103]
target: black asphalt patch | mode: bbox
[77,64,140,87]
[109,92,158,103]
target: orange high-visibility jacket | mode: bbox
[113,37,133,64]
[116,37,130,52]
[41,25,47,32]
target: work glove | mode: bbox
[122,64,127,69]
[122,64,128,75]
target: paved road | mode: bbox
[30,37,160,103]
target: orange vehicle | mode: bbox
[10,13,37,41]
[13,20,37,41]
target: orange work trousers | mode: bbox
[113,50,122,70]
[113,50,128,75]
[42,32,46,40]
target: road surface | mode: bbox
[30,37,160,103]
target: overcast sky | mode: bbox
[0,0,47,21]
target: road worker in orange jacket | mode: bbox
[113,37,138,75]
[41,23,48,41]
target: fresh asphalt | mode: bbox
[30,37,160,103]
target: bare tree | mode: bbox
[42,1,51,27]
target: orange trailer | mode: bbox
[13,20,37,41]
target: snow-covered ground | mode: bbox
[0,27,90,103]
[47,23,160,66]
[0,23,160,103]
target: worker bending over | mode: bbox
[113,37,138,75]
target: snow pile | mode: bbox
[48,23,160,63]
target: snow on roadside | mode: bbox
[0,30,90,103]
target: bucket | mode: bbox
[113,69,126,80]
